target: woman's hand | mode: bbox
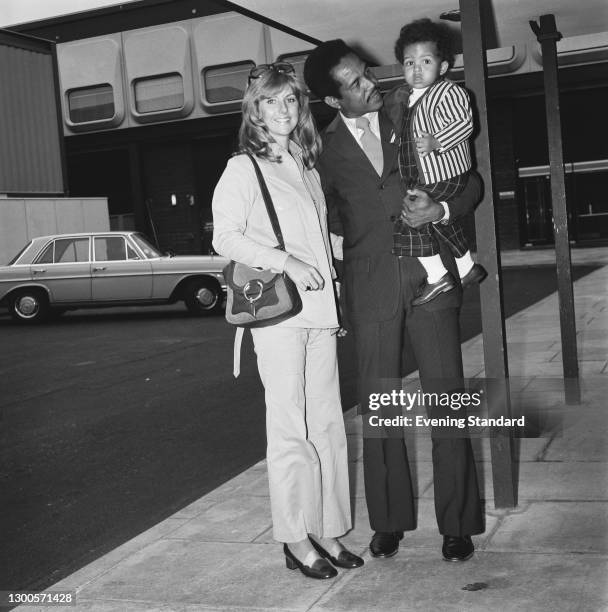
[284,256,325,292]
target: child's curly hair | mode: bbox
[394,18,456,69]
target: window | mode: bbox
[203,61,255,103]
[94,236,128,261]
[37,238,89,263]
[127,243,140,260]
[56,238,89,263]
[37,242,55,264]
[134,73,184,113]
[68,85,115,123]
[132,233,162,258]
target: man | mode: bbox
[304,40,483,562]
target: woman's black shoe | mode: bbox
[309,538,364,569]
[283,544,338,579]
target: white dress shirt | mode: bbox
[340,111,381,149]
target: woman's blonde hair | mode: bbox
[238,67,321,169]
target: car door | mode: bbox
[31,236,92,303]
[91,235,152,301]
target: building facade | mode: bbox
[10,0,608,254]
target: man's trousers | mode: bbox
[353,255,484,537]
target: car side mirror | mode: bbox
[165,249,175,257]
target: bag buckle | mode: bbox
[242,280,264,316]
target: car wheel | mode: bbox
[184,278,222,315]
[9,289,50,323]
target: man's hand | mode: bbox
[415,132,440,156]
[400,189,444,228]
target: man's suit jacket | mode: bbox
[317,106,481,326]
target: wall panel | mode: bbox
[0,33,65,194]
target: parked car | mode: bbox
[0,232,228,323]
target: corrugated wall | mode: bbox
[0,35,65,194]
[0,198,109,264]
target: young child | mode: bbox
[389,18,486,305]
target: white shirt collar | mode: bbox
[339,111,381,142]
[340,110,379,130]
[409,86,430,106]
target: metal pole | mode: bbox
[530,14,580,404]
[460,0,516,507]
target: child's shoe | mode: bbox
[460,263,487,289]
[412,271,456,306]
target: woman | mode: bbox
[212,63,362,579]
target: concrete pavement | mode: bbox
[16,247,608,612]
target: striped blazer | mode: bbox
[406,79,473,185]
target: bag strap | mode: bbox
[246,153,286,251]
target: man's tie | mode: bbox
[355,116,384,176]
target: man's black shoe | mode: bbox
[412,272,456,306]
[460,263,487,289]
[442,535,474,562]
[369,531,403,558]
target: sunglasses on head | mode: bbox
[248,62,295,84]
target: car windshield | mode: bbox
[131,233,163,259]
[7,241,33,265]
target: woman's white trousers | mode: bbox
[251,327,351,542]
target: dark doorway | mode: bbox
[138,135,235,255]
[141,143,200,254]
[68,149,133,229]
[571,170,608,243]
[519,175,555,246]
[518,168,608,247]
